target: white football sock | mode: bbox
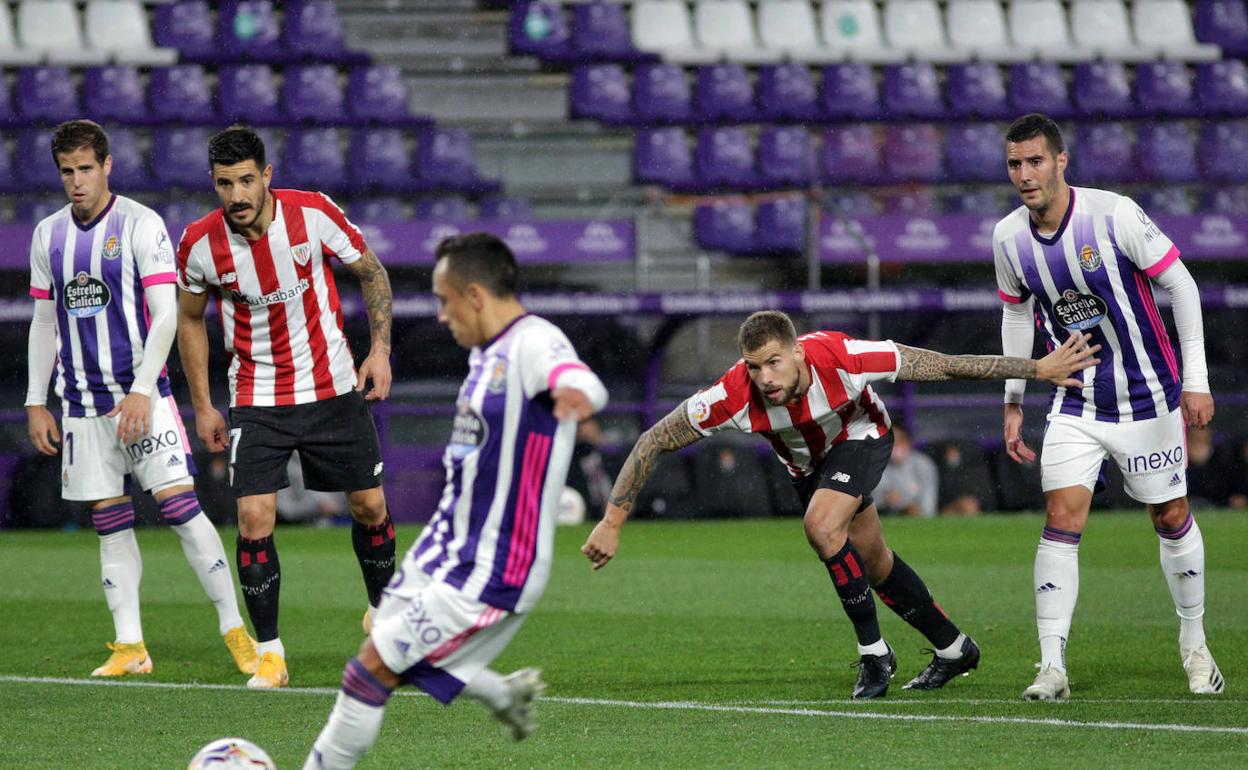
[99,529,143,644]
[304,692,385,770]
[1157,514,1207,652]
[935,633,967,660]
[857,639,890,657]
[258,638,285,659]
[464,668,510,711]
[172,513,244,635]
[1035,537,1080,672]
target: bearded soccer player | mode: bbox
[582,310,1099,699]
[26,120,257,677]
[176,127,396,689]
[993,113,1223,701]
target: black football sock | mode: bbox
[352,513,396,608]
[824,542,882,647]
[873,552,960,650]
[236,534,281,642]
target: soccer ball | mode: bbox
[187,737,277,770]
[556,486,586,526]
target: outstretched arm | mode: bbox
[895,332,1099,387]
[581,401,704,570]
[342,248,393,400]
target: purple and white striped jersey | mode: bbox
[28,195,177,418]
[994,186,1183,423]
[408,314,604,614]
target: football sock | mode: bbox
[95,503,143,644]
[823,542,882,648]
[935,634,969,660]
[305,659,391,770]
[162,494,244,635]
[351,513,396,608]
[872,552,961,650]
[1156,512,1207,652]
[1035,528,1081,672]
[237,534,281,643]
[464,668,510,711]
[258,638,285,659]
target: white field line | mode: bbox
[748,697,1248,707]
[1,675,1245,736]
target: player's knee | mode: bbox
[348,488,387,523]
[803,512,847,557]
[1148,497,1189,530]
[236,501,276,537]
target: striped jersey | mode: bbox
[994,186,1182,422]
[28,195,176,418]
[686,331,898,478]
[408,315,600,613]
[176,189,367,407]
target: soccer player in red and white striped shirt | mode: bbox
[583,310,1098,699]
[176,127,397,689]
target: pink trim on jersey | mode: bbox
[999,289,1023,304]
[426,606,504,665]
[1134,272,1181,384]
[29,286,51,299]
[167,395,194,464]
[1144,245,1181,278]
[503,432,553,586]
[141,272,177,288]
[547,361,588,391]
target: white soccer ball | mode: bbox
[556,486,586,526]
[187,737,277,770]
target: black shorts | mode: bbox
[228,390,384,497]
[792,431,894,513]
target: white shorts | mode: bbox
[371,563,525,704]
[61,395,196,501]
[1041,409,1187,504]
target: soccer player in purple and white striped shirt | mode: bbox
[992,114,1223,700]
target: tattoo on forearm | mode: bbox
[608,402,703,513]
[353,250,392,353]
[895,344,1037,382]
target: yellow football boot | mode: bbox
[91,641,152,677]
[223,626,259,675]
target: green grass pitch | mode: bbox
[1,512,1245,768]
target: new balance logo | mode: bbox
[1036,582,1061,593]
[1169,473,1183,488]
[102,578,117,589]
[831,471,852,483]
[166,455,182,467]
[1173,569,1201,580]
[208,559,227,574]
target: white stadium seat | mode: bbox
[632,0,718,64]
[1132,0,1222,62]
[0,2,41,64]
[84,0,178,66]
[821,0,905,62]
[946,0,1031,62]
[1006,0,1095,62]
[1070,0,1156,61]
[757,0,840,63]
[882,0,962,63]
[17,0,110,64]
[694,0,782,63]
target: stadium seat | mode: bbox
[821,125,883,184]
[695,127,756,189]
[1205,184,1248,214]
[821,0,905,62]
[694,0,781,63]
[571,0,638,60]
[1136,122,1199,183]
[632,0,717,64]
[1196,60,1248,116]
[151,127,212,188]
[1008,62,1073,118]
[1199,121,1248,182]
[83,0,178,66]
[282,0,368,64]
[1072,123,1135,183]
[15,128,59,190]
[349,128,414,192]
[0,2,40,64]
[83,66,146,124]
[415,128,497,193]
[1194,0,1248,56]
[882,188,937,214]
[350,197,408,222]
[218,1,288,63]
[570,64,633,123]
[1134,188,1195,215]
[160,199,215,231]
[946,0,1028,62]
[633,127,695,187]
[283,65,347,123]
[1135,61,1198,117]
[758,126,815,188]
[218,65,281,124]
[1072,61,1135,119]
[15,66,78,122]
[945,63,1011,119]
[694,63,757,122]
[693,199,756,254]
[347,66,423,125]
[827,191,879,217]
[1069,0,1154,61]
[757,0,839,63]
[0,141,17,193]
[820,63,881,120]
[478,196,535,220]
[882,62,944,119]
[510,0,571,60]
[944,188,1009,215]
[755,196,807,253]
[0,75,15,128]
[1133,0,1222,61]
[883,124,943,182]
[151,0,216,60]
[945,123,1004,183]
[17,0,108,64]
[633,63,694,124]
[414,197,472,221]
[757,63,819,123]
[1006,0,1092,62]
[282,128,347,189]
[17,196,66,223]
[881,0,960,62]
[148,65,215,123]
[105,128,151,191]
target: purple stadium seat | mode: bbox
[1205,184,1248,213]
[282,65,346,123]
[510,1,571,60]
[695,63,756,122]
[105,128,150,191]
[1137,122,1199,183]
[282,0,367,64]
[0,75,14,128]
[757,63,819,123]
[83,66,145,124]
[821,126,882,185]
[571,0,637,60]
[882,189,936,215]
[347,66,420,125]
[218,2,286,62]
[158,200,211,232]
[1194,0,1248,56]
[755,197,806,253]
[478,196,535,220]
[1199,121,1248,181]
[349,128,413,192]
[16,66,78,122]
[633,127,695,187]
[152,127,212,188]
[351,197,408,222]
[570,64,633,123]
[945,63,1009,120]
[827,192,879,218]
[282,128,347,189]
[943,189,1009,216]
[1073,62,1134,119]
[695,127,756,189]
[1009,62,1072,119]
[694,199,755,254]
[0,141,16,193]
[16,129,59,190]
[944,124,1004,183]
[757,126,814,188]
[1135,62,1197,117]
[1134,188,1194,215]
[882,63,943,119]
[1072,123,1135,183]
[218,65,281,124]
[148,65,215,123]
[17,197,67,224]
[883,125,942,183]
[416,128,497,192]
[820,63,880,121]
[633,63,694,123]
[152,0,215,59]
[1196,60,1248,116]
[415,197,473,221]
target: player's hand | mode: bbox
[26,405,61,456]
[1003,403,1036,464]
[1180,391,1214,428]
[107,392,151,444]
[195,408,229,453]
[1035,332,1101,387]
[357,350,392,401]
[552,387,594,422]
[582,511,623,570]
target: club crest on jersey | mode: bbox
[1078,244,1102,272]
[292,242,312,266]
[102,235,122,260]
[487,360,508,393]
[63,271,111,317]
[1053,289,1108,331]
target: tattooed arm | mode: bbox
[343,248,393,400]
[581,401,705,570]
[894,332,1100,386]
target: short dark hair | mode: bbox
[1005,113,1065,157]
[208,126,266,170]
[738,310,797,353]
[435,232,518,298]
[51,120,109,165]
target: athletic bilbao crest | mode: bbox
[63,271,111,317]
[291,242,312,266]
[1078,244,1102,272]
[102,235,122,260]
[1053,289,1107,331]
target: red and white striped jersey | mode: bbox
[685,331,899,478]
[176,189,367,407]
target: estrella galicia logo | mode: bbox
[1053,289,1107,331]
[1078,244,1102,272]
[63,271,111,317]
[448,400,487,460]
